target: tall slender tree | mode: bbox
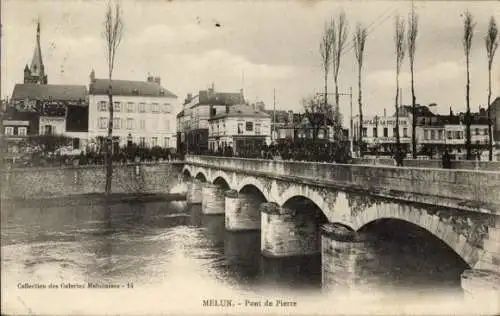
[394,15,406,156]
[462,10,475,160]
[331,11,349,139]
[407,6,419,158]
[103,1,124,195]
[354,23,367,157]
[485,16,498,161]
[319,19,335,128]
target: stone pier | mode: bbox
[321,223,374,294]
[260,202,321,258]
[186,179,203,204]
[225,190,261,231]
[461,269,500,310]
[201,183,225,215]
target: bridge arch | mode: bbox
[194,169,208,182]
[279,186,331,220]
[352,205,476,268]
[236,177,271,202]
[210,171,232,189]
[181,166,192,178]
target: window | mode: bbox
[113,117,121,129]
[127,102,134,113]
[403,128,408,138]
[238,122,244,134]
[98,101,107,111]
[246,122,253,131]
[392,127,397,137]
[126,118,134,129]
[163,103,171,113]
[164,119,170,131]
[255,123,261,135]
[430,130,435,140]
[475,128,479,135]
[5,127,13,135]
[383,128,388,137]
[114,102,121,112]
[424,130,429,140]
[152,103,160,113]
[18,127,27,136]
[140,119,146,130]
[372,127,377,138]
[139,103,146,113]
[140,137,146,147]
[152,137,158,147]
[438,130,443,140]
[484,128,488,135]
[164,137,170,148]
[362,127,367,137]
[99,117,107,129]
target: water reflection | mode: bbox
[2,193,474,314]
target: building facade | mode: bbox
[352,115,411,155]
[88,73,178,151]
[208,104,271,155]
[178,84,244,154]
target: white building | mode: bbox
[208,104,271,155]
[88,72,178,150]
[352,115,411,154]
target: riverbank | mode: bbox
[1,192,187,209]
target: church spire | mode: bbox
[24,19,47,84]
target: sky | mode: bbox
[1,0,500,124]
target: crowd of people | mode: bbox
[205,139,353,163]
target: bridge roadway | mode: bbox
[182,155,500,303]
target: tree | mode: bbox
[331,11,349,140]
[407,6,419,159]
[103,0,124,194]
[394,15,406,155]
[485,16,498,161]
[353,23,367,157]
[301,95,332,141]
[320,19,334,113]
[462,10,475,160]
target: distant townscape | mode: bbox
[1,7,499,167]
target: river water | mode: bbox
[0,179,485,315]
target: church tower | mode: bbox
[23,21,48,84]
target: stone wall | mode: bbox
[352,157,500,171]
[1,162,184,200]
[185,155,500,214]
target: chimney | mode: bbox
[383,108,387,117]
[154,77,161,85]
[187,93,192,102]
[147,74,154,82]
[288,110,293,124]
[90,69,96,83]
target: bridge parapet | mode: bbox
[185,155,500,214]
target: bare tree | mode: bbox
[301,95,332,141]
[485,16,498,161]
[103,0,124,195]
[331,11,349,139]
[354,23,367,157]
[462,10,475,160]
[320,19,334,112]
[407,6,418,159]
[394,15,405,157]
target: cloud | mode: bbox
[182,49,296,80]
[368,61,464,89]
[133,24,210,46]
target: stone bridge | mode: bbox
[182,155,500,302]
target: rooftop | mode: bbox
[11,84,88,102]
[209,104,270,120]
[89,78,177,98]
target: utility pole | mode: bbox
[349,86,353,155]
[273,88,276,143]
